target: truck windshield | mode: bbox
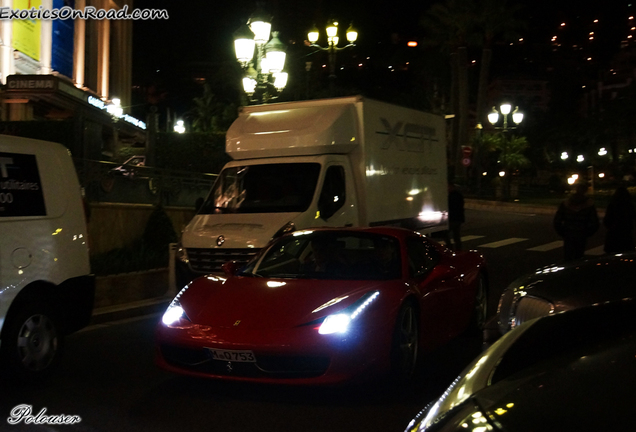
[199,163,321,214]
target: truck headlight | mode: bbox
[272,221,295,239]
[175,242,189,264]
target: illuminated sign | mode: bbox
[123,115,146,129]
[86,96,146,130]
[87,95,105,109]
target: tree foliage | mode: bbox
[421,0,526,183]
[187,83,239,133]
[482,132,530,172]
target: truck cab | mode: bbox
[175,96,448,287]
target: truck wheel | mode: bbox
[390,301,419,382]
[1,303,62,381]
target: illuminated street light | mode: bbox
[598,147,608,156]
[577,154,585,162]
[306,19,358,96]
[488,103,523,131]
[561,151,569,160]
[107,98,123,118]
[174,120,185,134]
[233,7,287,104]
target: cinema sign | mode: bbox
[6,75,57,92]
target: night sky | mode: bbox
[131,1,630,71]
[129,1,634,116]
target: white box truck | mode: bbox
[175,96,448,286]
[0,136,94,380]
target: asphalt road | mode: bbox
[0,208,609,432]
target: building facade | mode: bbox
[0,0,145,161]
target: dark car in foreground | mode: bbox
[497,252,636,334]
[405,298,636,432]
[156,227,487,385]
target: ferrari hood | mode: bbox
[181,277,389,330]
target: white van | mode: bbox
[175,96,448,286]
[0,135,94,380]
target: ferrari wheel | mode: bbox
[391,301,419,381]
[0,303,62,381]
[468,275,488,334]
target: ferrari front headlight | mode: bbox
[161,285,191,326]
[318,291,379,335]
[162,301,188,326]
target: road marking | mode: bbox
[461,235,485,242]
[585,245,605,256]
[478,238,528,248]
[527,241,563,252]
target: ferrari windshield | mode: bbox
[199,163,321,214]
[241,231,402,280]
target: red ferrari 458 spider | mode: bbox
[155,227,487,385]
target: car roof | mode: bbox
[507,252,636,298]
[478,299,636,429]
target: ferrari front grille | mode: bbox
[186,248,261,273]
[160,344,330,379]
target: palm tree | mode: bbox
[473,1,525,189]
[188,83,239,134]
[421,0,479,180]
[474,0,525,128]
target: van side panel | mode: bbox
[360,99,448,230]
[0,136,93,337]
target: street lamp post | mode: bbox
[306,20,358,96]
[487,103,524,200]
[488,103,524,131]
[234,9,287,104]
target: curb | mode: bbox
[465,198,606,217]
[90,296,172,325]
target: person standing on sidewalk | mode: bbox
[553,182,600,262]
[603,185,636,254]
[445,182,465,251]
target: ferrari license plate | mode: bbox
[207,348,256,362]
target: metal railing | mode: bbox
[74,158,217,207]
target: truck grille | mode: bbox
[187,248,261,273]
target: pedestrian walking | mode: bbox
[445,182,465,251]
[603,185,636,254]
[553,182,600,262]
